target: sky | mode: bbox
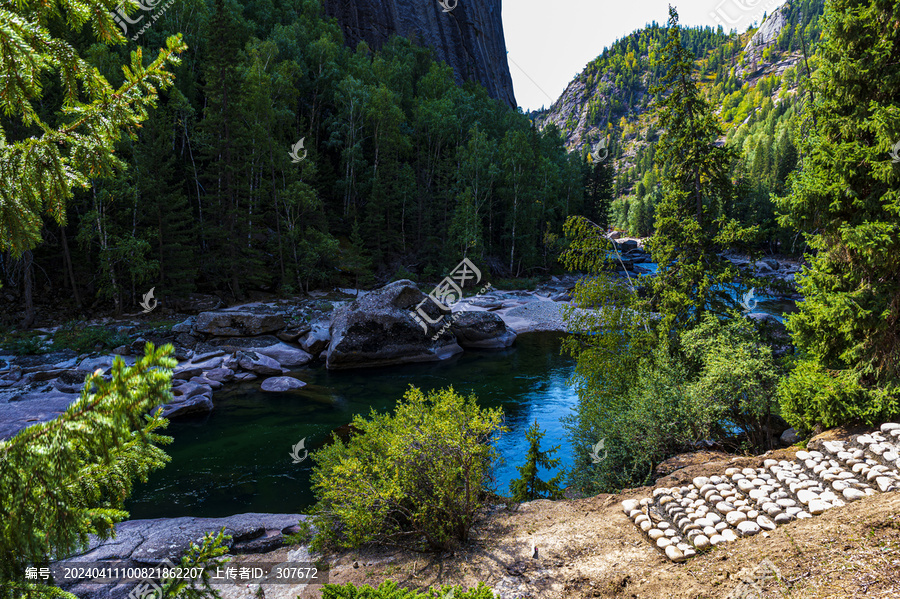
[503,0,786,111]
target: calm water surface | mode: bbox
[127,333,577,519]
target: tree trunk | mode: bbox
[21,251,35,328]
[60,225,81,307]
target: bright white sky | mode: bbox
[503,0,785,111]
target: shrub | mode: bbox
[309,386,505,551]
[321,581,496,599]
[681,313,781,450]
[0,332,46,355]
[778,358,899,433]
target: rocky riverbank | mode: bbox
[0,276,582,440]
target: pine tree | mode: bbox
[509,420,565,502]
[583,156,615,230]
[775,0,900,430]
[647,6,758,332]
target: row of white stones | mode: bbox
[622,423,900,562]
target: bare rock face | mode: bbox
[322,0,515,107]
[326,279,463,370]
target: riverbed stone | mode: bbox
[260,376,307,392]
[449,310,517,349]
[193,310,285,336]
[205,367,235,383]
[252,342,313,367]
[300,325,331,356]
[235,351,283,375]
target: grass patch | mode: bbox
[0,331,47,355]
[51,322,130,354]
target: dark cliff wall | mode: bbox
[322,0,517,108]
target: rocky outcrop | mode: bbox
[326,279,463,370]
[193,311,285,337]
[450,310,517,349]
[745,8,787,55]
[322,0,515,107]
[54,513,306,599]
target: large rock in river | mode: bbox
[193,311,285,336]
[450,310,517,349]
[326,279,463,370]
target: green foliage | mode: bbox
[509,420,564,501]
[309,386,505,552]
[775,0,900,429]
[51,322,130,353]
[646,7,760,333]
[0,344,176,597]
[0,0,185,258]
[682,313,781,449]
[0,331,46,355]
[321,581,496,599]
[161,528,232,599]
[560,217,782,493]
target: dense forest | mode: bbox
[0,0,584,325]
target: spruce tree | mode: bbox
[647,6,758,332]
[776,0,900,429]
[509,420,564,502]
[0,0,185,257]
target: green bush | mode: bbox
[0,332,46,355]
[309,386,505,551]
[778,358,899,433]
[682,313,781,450]
[51,321,130,353]
[321,581,495,599]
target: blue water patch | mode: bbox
[127,333,579,518]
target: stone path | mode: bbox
[623,423,900,562]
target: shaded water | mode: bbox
[127,333,578,519]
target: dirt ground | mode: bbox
[224,426,900,599]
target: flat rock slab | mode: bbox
[260,376,307,392]
[55,513,305,599]
[0,390,80,440]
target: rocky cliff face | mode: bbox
[322,0,516,107]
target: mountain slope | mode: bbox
[535,0,825,153]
